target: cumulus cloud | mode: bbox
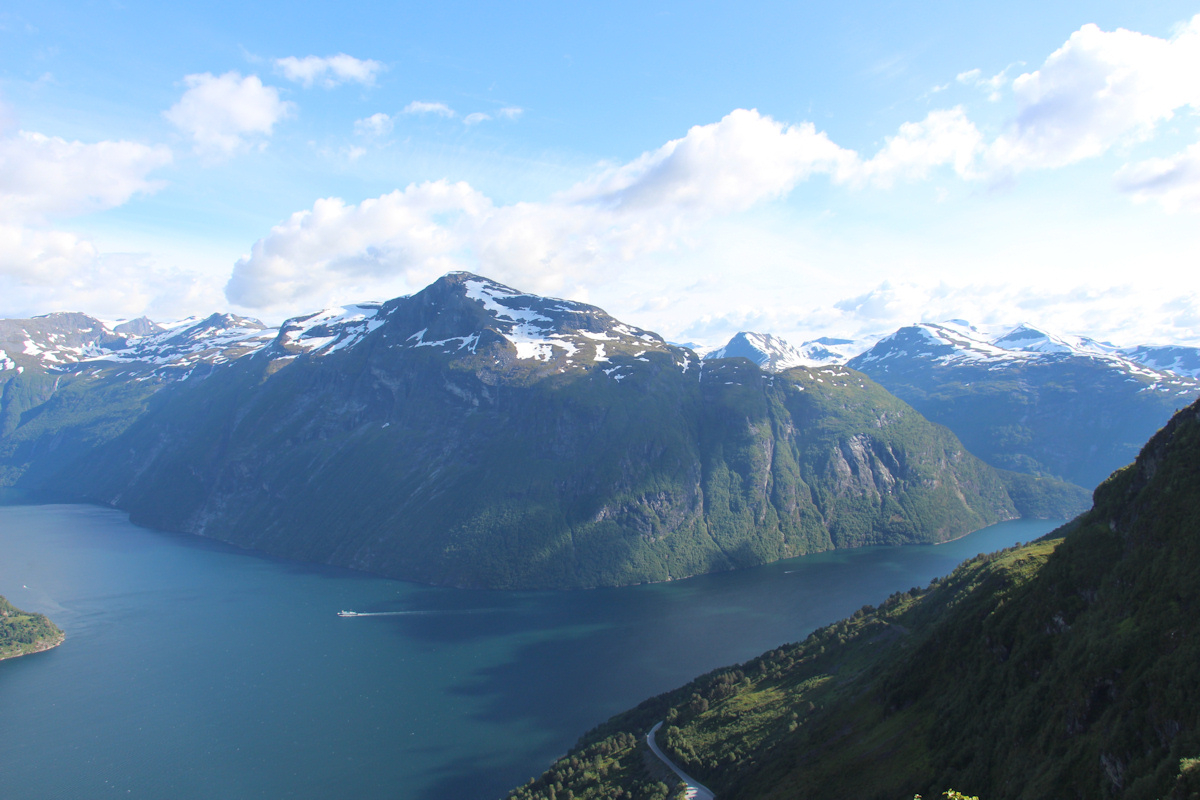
[354,112,393,138]
[563,109,855,214]
[463,112,491,125]
[850,107,984,186]
[1115,141,1200,212]
[0,131,171,223]
[165,71,294,157]
[497,107,523,120]
[225,181,493,307]
[403,101,455,117]
[274,54,385,88]
[986,16,1200,173]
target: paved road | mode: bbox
[646,721,716,800]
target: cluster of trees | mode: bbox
[0,595,63,660]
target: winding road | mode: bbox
[646,721,716,800]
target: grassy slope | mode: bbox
[0,595,63,660]
[508,398,1200,799]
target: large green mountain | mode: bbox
[846,322,1200,489]
[508,397,1200,799]
[0,274,1083,589]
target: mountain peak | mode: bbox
[705,331,837,371]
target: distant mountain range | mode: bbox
[706,323,1200,488]
[0,273,1083,589]
[704,321,1200,379]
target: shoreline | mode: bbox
[0,632,65,663]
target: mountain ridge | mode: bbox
[0,273,1085,590]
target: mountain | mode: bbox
[0,273,1083,590]
[0,595,64,660]
[1122,344,1200,379]
[846,321,1200,488]
[506,396,1200,800]
[703,332,864,370]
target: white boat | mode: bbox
[337,610,361,617]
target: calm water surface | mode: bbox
[0,505,1062,799]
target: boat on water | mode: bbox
[337,610,362,617]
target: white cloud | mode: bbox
[0,129,181,317]
[986,16,1200,172]
[222,108,1032,313]
[0,227,225,320]
[225,181,492,307]
[463,112,491,125]
[0,130,171,223]
[1115,141,1200,212]
[497,106,523,120]
[956,65,1018,101]
[354,113,393,138]
[403,101,455,117]
[275,54,384,88]
[849,107,983,186]
[561,108,855,214]
[165,71,294,157]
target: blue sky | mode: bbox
[2,1,1199,347]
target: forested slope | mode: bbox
[508,397,1200,798]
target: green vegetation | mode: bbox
[506,398,1200,799]
[0,595,63,660]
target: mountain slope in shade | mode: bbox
[1,273,1083,590]
[847,322,1200,488]
[506,397,1200,800]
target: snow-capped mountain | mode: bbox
[1121,344,1200,379]
[0,310,273,378]
[704,332,821,370]
[851,321,1197,395]
[846,321,1200,488]
[703,331,869,371]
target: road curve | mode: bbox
[646,721,716,800]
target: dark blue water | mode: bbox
[0,505,1062,799]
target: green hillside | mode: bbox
[507,397,1200,798]
[0,595,64,661]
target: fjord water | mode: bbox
[0,505,1060,800]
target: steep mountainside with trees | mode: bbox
[508,397,1200,798]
